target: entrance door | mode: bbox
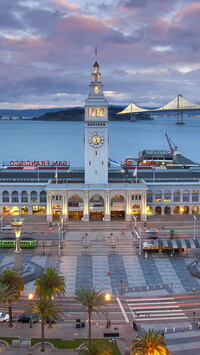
[89,211,104,221]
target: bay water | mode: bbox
[0,117,199,167]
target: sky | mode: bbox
[0,0,200,109]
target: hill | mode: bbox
[32,106,151,121]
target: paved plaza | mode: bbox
[0,229,199,297]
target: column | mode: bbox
[104,191,110,221]
[125,193,132,221]
[62,194,68,220]
[46,193,52,221]
[83,192,89,221]
[141,193,147,221]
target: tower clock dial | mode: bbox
[89,133,104,148]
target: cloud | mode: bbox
[0,0,199,109]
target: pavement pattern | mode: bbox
[0,251,200,297]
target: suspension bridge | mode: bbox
[118,94,200,124]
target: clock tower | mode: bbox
[84,61,108,184]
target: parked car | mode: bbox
[1,225,12,230]
[18,313,37,323]
[0,312,9,322]
[147,233,157,240]
[146,228,159,233]
[45,317,58,324]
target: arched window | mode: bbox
[192,190,199,202]
[155,206,162,215]
[164,206,171,215]
[174,190,180,202]
[164,190,171,202]
[12,191,18,203]
[2,191,9,203]
[40,191,46,203]
[30,191,37,203]
[155,190,162,202]
[192,206,198,214]
[21,191,28,203]
[183,190,189,202]
[147,191,153,203]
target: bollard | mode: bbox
[173,327,175,332]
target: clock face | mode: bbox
[89,133,104,148]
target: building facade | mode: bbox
[0,62,200,221]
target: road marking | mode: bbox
[116,297,129,323]
[126,297,175,302]
[127,297,188,323]
[128,301,177,306]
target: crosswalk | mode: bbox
[126,297,188,322]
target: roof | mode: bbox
[154,239,200,248]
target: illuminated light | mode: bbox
[105,293,111,302]
[28,293,34,300]
[180,207,184,213]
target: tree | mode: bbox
[27,296,61,353]
[35,267,66,299]
[0,282,17,302]
[79,340,112,355]
[75,287,105,346]
[131,328,171,355]
[0,269,24,327]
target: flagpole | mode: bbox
[38,168,39,183]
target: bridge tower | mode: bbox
[176,95,185,125]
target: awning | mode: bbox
[153,239,200,249]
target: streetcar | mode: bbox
[0,237,37,248]
[142,242,184,253]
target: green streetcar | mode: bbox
[0,238,37,248]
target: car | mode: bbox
[1,225,12,230]
[0,312,9,322]
[146,228,159,233]
[17,313,37,323]
[45,317,58,324]
[147,233,157,240]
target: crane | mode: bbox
[165,132,178,155]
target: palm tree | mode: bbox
[75,287,105,346]
[131,328,171,355]
[79,339,111,355]
[27,296,61,353]
[0,282,17,302]
[35,267,66,299]
[0,269,24,327]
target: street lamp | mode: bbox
[58,223,61,258]
[11,217,24,272]
[193,215,196,240]
[170,282,173,293]
[28,293,34,328]
[105,293,111,328]
[180,207,184,226]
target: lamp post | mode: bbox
[170,282,173,293]
[0,216,3,229]
[105,293,111,328]
[11,217,24,272]
[180,207,184,226]
[58,223,61,258]
[28,293,33,328]
[193,311,196,324]
[193,215,196,240]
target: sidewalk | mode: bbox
[0,321,135,354]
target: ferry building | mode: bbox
[0,62,200,221]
